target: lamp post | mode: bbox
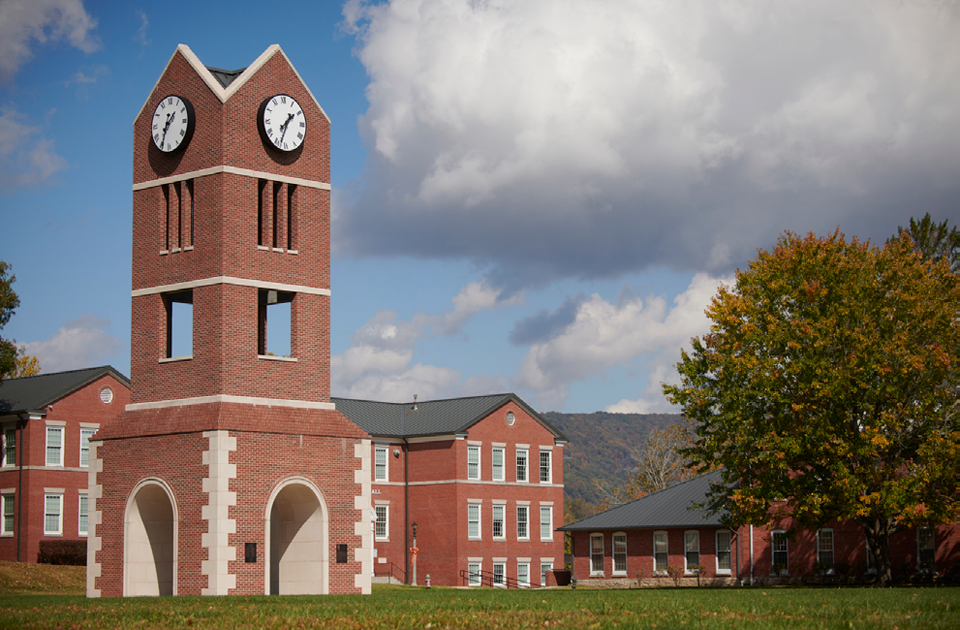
[411,522,419,586]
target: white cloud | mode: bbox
[332,280,519,400]
[0,106,68,189]
[514,273,731,410]
[0,0,100,84]
[21,315,123,373]
[135,10,150,46]
[339,0,960,286]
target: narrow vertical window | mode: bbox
[374,446,388,482]
[78,495,89,537]
[516,449,528,483]
[467,445,480,480]
[286,184,297,250]
[493,563,505,587]
[539,450,551,483]
[684,530,700,572]
[817,529,834,572]
[46,426,63,467]
[173,180,182,250]
[540,562,553,587]
[80,428,96,468]
[517,505,528,540]
[613,532,627,574]
[3,427,15,467]
[492,505,504,539]
[44,494,62,535]
[1,494,13,535]
[164,290,193,358]
[258,289,294,357]
[653,531,668,572]
[917,527,935,572]
[716,530,732,574]
[772,531,788,575]
[272,181,281,249]
[492,447,504,481]
[468,503,481,539]
[590,533,604,575]
[540,506,552,541]
[374,505,388,541]
[257,179,267,247]
[186,179,195,247]
[468,563,481,586]
[162,183,171,251]
[517,562,530,588]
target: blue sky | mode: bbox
[1,0,958,413]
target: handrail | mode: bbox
[374,561,406,583]
[459,568,541,589]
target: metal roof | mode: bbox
[0,366,130,416]
[205,66,246,89]
[332,393,568,441]
[558,469,730,531]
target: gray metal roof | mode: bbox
[205,66,246,88]
[558,469,730,531]
[0,366,129,416]
[332,393,568,441]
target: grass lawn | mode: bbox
[0,567,956,630]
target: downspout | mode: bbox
[16,414,26,563]
[403,436,409,585]
[735,528,740,586]
[749,524,754,585]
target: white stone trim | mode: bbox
[44,420,66,427]
[131,276,331,298]
[132,165,332,192]
[85,440,102,598]
[201,430,237,595]
[353,439,372,594]
[406,479,564,488]
[79,422,101,429]
[126,394,336,412]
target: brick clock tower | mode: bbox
[88,45,372,597]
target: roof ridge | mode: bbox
[3,364,113,382]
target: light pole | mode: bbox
[411,522,418,586]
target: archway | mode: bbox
[124,480,176,596]
[266,479,328,595]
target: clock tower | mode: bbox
[88,45,372,597]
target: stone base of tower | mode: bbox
[87,403,372,597]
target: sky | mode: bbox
[1,0,958,414]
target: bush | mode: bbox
[37,540,86,566]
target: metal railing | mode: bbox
[458,568,542,589]
[374,561,406,584]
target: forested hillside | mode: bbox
[544,411,682,519]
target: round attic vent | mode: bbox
[100,387,114,404]
[505,411,515,426]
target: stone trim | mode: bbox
[85,441,103,598]
[131,276,331,298]
[126,395,336,412]
[201,430,238,595]
[131,165,332,192]
[353,439,373,595]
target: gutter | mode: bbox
[15,414,27,562]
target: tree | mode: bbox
[10,346,41,378]
[890,213,959,273]
[0,261,20,380]
[663,229,958,586]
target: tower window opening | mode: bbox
[257,179,267,247]
[164,290,193,358]
[186,179,194,247]
[162,184,171,252]
[258,289,294,357]
[173,180,182,251]
[286,184,297,250]
[272,181,281,249]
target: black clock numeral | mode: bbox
[265,118,271,125]
[296,110,302,116]
[280,96,287,104]
[267,128,274,137]
[272,98,278,107]
[180,129,185,137]
[166,143,171,151]
[153,123,158,130]
[297,132,303,140]
[168,97,174,105]
[299,122,305,128]
[154,133,161,142]
[160,102,166,109]
[283,142,289,150]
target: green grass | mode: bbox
[0,584,956,629]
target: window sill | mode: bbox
[258,355,297,362]
[258,246,269,251]
[468,537,482,542]
[716,570,731,576]
[0,533,13,538]
[183,246,194,252]
[43,533,63,537]
[541,537,553,542]
[612,571,626,577]
[286,249,298,255]
[159,355,192,363]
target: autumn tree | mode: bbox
[0,262,20,380]
[663,230,958,586]
[10,346,41,378]
[890,213,959,273]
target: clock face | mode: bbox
[258,94,306,152]
[151,95,195,153]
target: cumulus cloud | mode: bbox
[514,273,731,410]
[0,106,68,189]
[21,315,123,373]
[338,0,960,287]
[0,0,100,84]
[332,281,519,400]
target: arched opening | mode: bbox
[125,480,176,596]
[267,480,327,595]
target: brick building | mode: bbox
[0,366,130,563]
[561,470,959,586]
[335,394,567,587]
[89,44,371,597]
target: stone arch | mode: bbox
[264,477,329,595]
[124,478,177,596]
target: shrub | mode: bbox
[37,540,86,566]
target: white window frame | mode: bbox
[590,533,605,576]
[613,531,627,575]
[917,527,935,572]
[374,446,388,482]
[493,562,506,587]
[517,505,529,540]
[539,449,551,484]
[540,505,553,541]
[771,530,789,575]
[80,428,97,468]
[78,494,89,537]
[44,493,63,536]
[468,503,481,540]
[684,530,700,574]
[467,444,480,480]
[817,528,834,573]
[517,561,530,588]
[46,426,64,467]
[2,426,15,467]
[540,561,553,587]
[468,562,482,586]
[374,504,389,541]
[516,448,528,483]
[492,504,505,540]
[492,446,505,482]
[715,530,732,575]
[653,530,668,573]
[1,493,13,536]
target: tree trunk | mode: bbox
[862,517,895,586]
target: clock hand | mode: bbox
[278,112,294,144]
[161,111,175,145]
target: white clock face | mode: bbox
[152,95,194,152]
[260,94,306,152]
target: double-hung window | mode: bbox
[468,562,482,586]
[46,426,63,467]
[517,562,530,588]
[516,448,528,483]
[375,505,389,541]
[817,529,834,573]
[1,493,13,536]
[540,561,553,587]
[44,493,62,536]
[80,428,96,468]
[78,494,89,537]
[492,447,505,481]
[684,530,700,573]
[613,532,627,574]
[540,506,552,541]
[653,531,668,572]
[772,530,789,575]
[493,562,505,587]
[374,446,388,482]
[3,427,15,467]
[517,505,529,540]
[467,445,480,480]
[468,503,481,539]
[716,530,732,574]
[917,527,935,572]
[539,450,551,483]
[590,533,604,575]
[492,504,505,539]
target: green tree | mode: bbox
[891,213,959,272]
[0,262,20,380]
[663,230,958,586]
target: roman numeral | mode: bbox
[280,96,287,104]
[297,132,303,139]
